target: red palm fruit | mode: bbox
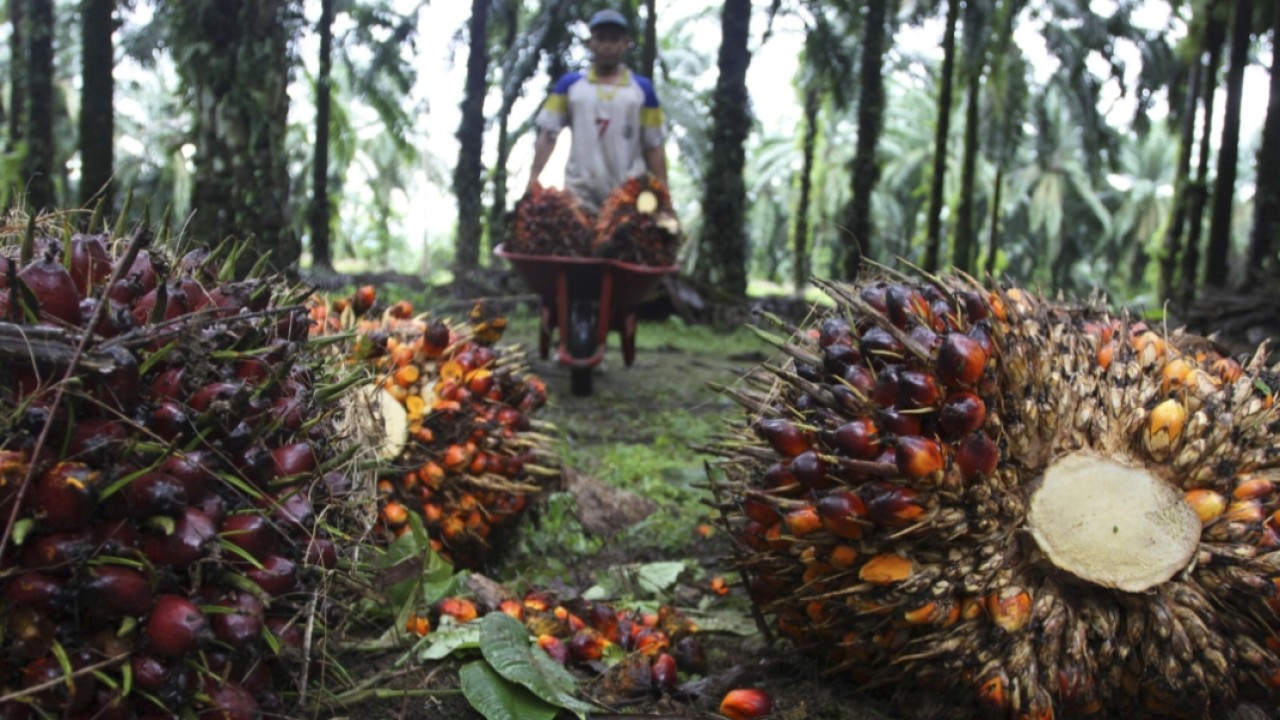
[872,366,900,407]
[352,285,376,315]
[131,283,190,325]
[862,482,926,527]
[203,681,259,720]
[82,565,153,617]
[270,443,317,476]
[18,256,81,326]
[32,461,99,531]
[742,497,779,525]
[674,636,707,674]
[819,317,852,347]
[232,356,270,384]
[270,396,305,432]
[784,505,822,536]
[879,408,923,438]
[123,472,188,518]
[720,688,773,720]
[835,419,881,459]
[68,417,129,462]
[954,434,999,480]
[265,617,303,649]
[304,536,338,569]
[911,323,941,353]
[145,506,217,566]
[860,326,905,361]
[7,606,55,659]
[21,529,93,573]
[860,284,888,312]
[818,491,868,539]
[937,332,987,387]
[146,594,209,657]
[220,513,276,561]
[896,436,945,479]
[761,462,800,495]
[897,371,941,408]
[791,451,832,489]
[94,344,141,410]
[23,656,95,714]
[117,250,157,295]
[538,635,569,664]
[189,380,244,413]
[177,248,215,279]
[822,343,861,376]
[92,518,142,555]
[245,554,298,597]
[161,451,216,502]
[842,364,876,395]
[148,401,190,441]
[129,655,173,692]
[174,275,212,312]
[570,628,608,663]
[149,366,186,400]
[755,418,811,457]
[211,591,265,646]
[939,392,986,438]
[651,652,678,692]
[265,486,313,530]
[437,597,479,623]
[274,307,312,341]
[3,571,65,609]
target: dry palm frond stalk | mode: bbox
[592,175,681,266]
[709,273,1280,718]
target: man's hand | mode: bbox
[528,129,559,195]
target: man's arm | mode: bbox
[644,145,668,189]
[527,129,560,193]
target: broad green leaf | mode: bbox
[479,613,595,715]
[636,561,685,595]
[459,661,558,720]
[417,620,481,661]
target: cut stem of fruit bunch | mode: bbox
[711,272,1280,718]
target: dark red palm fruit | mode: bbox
[860,327,904,362]
[174,276,212,312]
[271,442,317,478]
[817,491,868,539]
[81,565,154,618]
[885,284,926,328]
[122,472,188,519]
[129,655,172,693]
[741,497,779,525]
[879,408,923,438]
[859,284,888,313]
[937,332,988,388]
[245,554,298,597]
[896,436,945,479]
[149,367,186,400]
[911,323,941,354]
[18,257,82,326]
[219,513,276,561]
[67,418,129,463]
[117,250,158,295]
[861,481,926,527]
[822,343,861,377]
[204,283,249,319]
[351,285,376,315]
[270,396,304,432]
[939,392,987,439]
[92,518,142,555]
[232,658,272,695]
[143,506,216,567]
[201,680,259,720]
[31,461,99,531]
[198,492,228,527]
[834,419,881,459]
[189,381,244,414]
[7,606,55,659]
[22,656,95,714]
[265,486,314,531]
[148,401,191,441]
[21,529,93,573]
[818,317,852,348]
[761,462,800,496]
[791,451,832,490]
[674,635,707,675]
[960,290,990,320]
[211,591,265,646]
[872,366,900,407]
[232,356,270,384]
[841,364,875,397]
[570,628,607,663]
[304,536,338,569]
[85,626,136,666]
[472,345,497,369]
[68,234,112,295]
[230,443,272,485]
[3,571,66,609]
[274,307,311,342]
[755,418,812,458]
[897,371,941,409]
[423,320,451,356]
[954,434,999,480]
[145,594,209,657]
[264,616,302,649]
[319,470,353,500]
[177,248,215,281]
[161,451,216,503]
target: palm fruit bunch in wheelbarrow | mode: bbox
[709,272,1280,718]
[310,289,555,569]
[592,175,681,266]
[508,183,594,257]
[0,216,356,719]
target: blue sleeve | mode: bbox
[634,75,661,108]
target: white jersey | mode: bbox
[535,66,665,213]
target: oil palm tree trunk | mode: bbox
[923,0,961,272]
[79,0,115,209]
[489,3,519,249]
[453,0,489,270]
[642,0,657,81]
[841,0,893,280]
[1179,6,1227,303]
[954,62,982,273]
[6,0,23,156]
[308,0,335,270]
[24,0,54,211]
[985,165,1003,277]
[792,87,818,292]
[1159,59,1202,302]
[1246,1,1280,283]
[1204,0,1252,288]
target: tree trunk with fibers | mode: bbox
[642,0,657,81]
[1179,8,1227,305]
[488,3,519,249]
[953,62,982,274]
[23,0,54,211]
[1246,1,1280,283]
[308,0,335,270]
[923,0,961,273]
[792,87,818,292]
[985,164,1003,277]
[453,0,489,270]
[1160,59,1202,302]
[5,0,23,157]
[840,0,892,280]
[171,1,300,276]
[79,0,115,210]
[1205,0,1252,288]
[697,0,752,298]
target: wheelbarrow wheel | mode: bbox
[568,301,597,397]
[570,367,593,396]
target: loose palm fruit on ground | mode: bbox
[312,289,555,568]
[711,274,1280,718]
[0,219,357,718]
[507,183,595,257]
[591,175,681,266]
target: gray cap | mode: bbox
[588,9,628,32]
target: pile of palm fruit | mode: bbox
[507,183,594,257]
[710,273,1280,718]
[0,217,353,719]
[310,289,555,569]
[509,178,679,266]
[591,175,680,266]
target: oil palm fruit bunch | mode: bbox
[592,175,680,267]
[311,289,555,569]
[508,183,594,257]
[710,273,1280,718]
[0,218,351,719]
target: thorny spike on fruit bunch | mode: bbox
[507,182,595,257]
[0,213,356,719]
[591,175,681,266]
[710,273,1280,718]
[310,289,555,569]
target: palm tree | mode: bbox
[454,0,489,271]
[1179,1,1227,302]
[1159,56,1201,302]
[1246,1,1280,283]
[6,0,23,160]
[24,0,54,211]
[952,0,993,274]
[79,0,115,209]
[840,0,894,279]
[922,0,960,273]
[980,0,1029,278]
[309,0,335,270]
[1204,0,1252,288]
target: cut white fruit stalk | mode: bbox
[636,190,658,214]
[1026,452,1200,593]
[341,384,409,460]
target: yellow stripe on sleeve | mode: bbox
[640,107,664,128]
[544,94,567,114]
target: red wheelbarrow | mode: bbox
[494,244,678,396]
